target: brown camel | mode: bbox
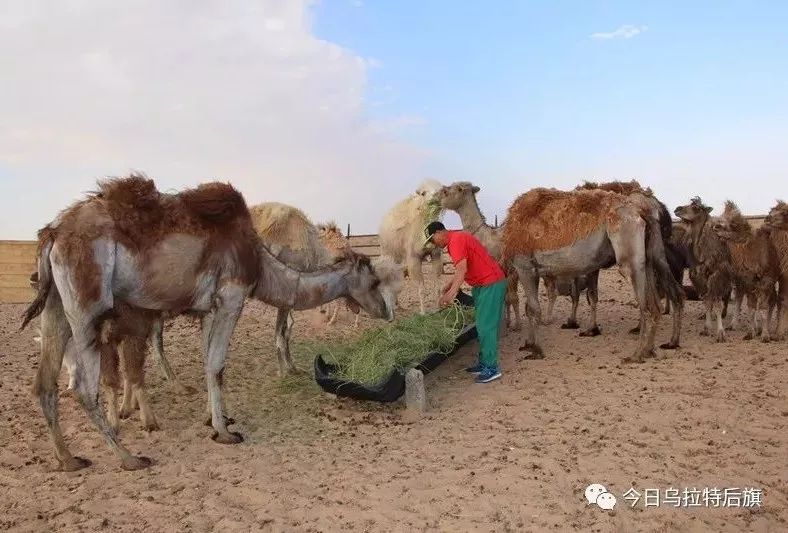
[20,174,394,471]
[436,181,521,331]
[502,187,682,363]
[762,200,788,338]
[712,201,778,341]
[674,197,734,342]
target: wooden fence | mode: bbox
[0,214,768,304]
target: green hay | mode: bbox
[304,304,475,386]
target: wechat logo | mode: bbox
[585,483,617,510]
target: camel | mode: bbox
[674,197,734,342]
[20,175,394,471]
[379,180,444,314]
[762,200,788,338]
[502,187,682,363]
[574,180,685,342]
[436,181,521,330]
[712,201,778,341]
[28,272,160,432]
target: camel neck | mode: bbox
[254,243,350,309]
[456,197,488,234]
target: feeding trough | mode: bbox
[313,294,477,403]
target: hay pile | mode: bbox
[307,304,474,385]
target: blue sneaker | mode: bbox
[465,362,484,374]
[475,366,502,384]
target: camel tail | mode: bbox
[644,214,684,312]
[21,232,54,331]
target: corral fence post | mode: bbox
[346,223,351,238]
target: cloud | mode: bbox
[0,0,427,238]
[591,24,647,40]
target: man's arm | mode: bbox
[439,258,467,306]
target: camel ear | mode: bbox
[471,185,480,194]
[704,206,713,213]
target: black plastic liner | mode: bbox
[314,322,478,403]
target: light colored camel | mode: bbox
[379,179,444,314]
[712,201,778,341]
[502,187,682,363]
[436,182,521,331]
[316,221,356,325]
[21,175,394,471]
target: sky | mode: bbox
[1,0,787,239]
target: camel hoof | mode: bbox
[743,333,753,341]
[121,456,153,471]
[212,431,244,445]
[285,366,305,377]
[699,330,709,337]
[204,415,236,427]
[579,326,601,337]
[628,326,641,335]
[561,321,580,330]
[143,421,161,432]
[519,344,544,360]
[119,407,135,420]
[761,337,771,344]
[659,342,680,350]
[60,456,92,472]
[715,333,726,343]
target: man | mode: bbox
[424,221,506,383]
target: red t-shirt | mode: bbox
[445,230,505,287]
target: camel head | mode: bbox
[370,256,404,318]
[763,200,788,231]
[436,181,481,211]
[674,197,712,224]
[711,201,751,242]
[335,250,395,322]
[414,179,443,200]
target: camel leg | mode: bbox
[120,335,159,432]
[148,318,195,394]
[516,268,544,359]
[34,289,89,471]
[204,286,245,444]
[542,277,557,325]
[562,279,581,330]
[100,341,122,434]
[714,300,726,343]
[327,302,339,325]
[353,312,360,328]
[580,271,601,337]
[701,299,714,337]
[728,288,743,331]
[119,373,136,418]
[776,280,788,340]
[275,308,300,376]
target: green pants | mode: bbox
[471,279,507,369]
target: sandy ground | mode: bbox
[1,271,787,532]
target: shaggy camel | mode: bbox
[762,200,788,338]
[21,175,394,471]
[712,201,778,341]
[436,181,521,330]
[28,273,160,432]
[675,197,734,342]
[502,187,682,363]
[379,180,444,314]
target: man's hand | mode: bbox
[438,288,458,308]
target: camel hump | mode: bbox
[98,174,160,210]
[180,182,249,224]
